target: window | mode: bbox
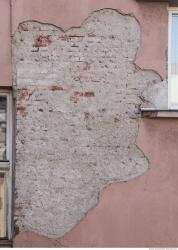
[141,7,178,118]
[168,9,178,109]
[0,90,13,240]
[0,96,7,160]
[0,172,7,238]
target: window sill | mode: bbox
[137,0,178,7]
[0,161,10,171]
[0,239,13,248]
[141,108,178,118]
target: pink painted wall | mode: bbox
[0,0,11,86]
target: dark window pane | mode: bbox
[0,97,6,160]
[0,173,6,237]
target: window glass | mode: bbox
[170,14,178,107]
[0,173,6,238]
[0,92,11,240]
[0,97,7,161]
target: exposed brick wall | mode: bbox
[13,9,161,238]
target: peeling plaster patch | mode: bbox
[141,80,168,109]
[13,9,161,238]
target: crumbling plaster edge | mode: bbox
[14,164,152,245]
[13,8,162,241]
[12,7,164,88]
[12,8,140,34]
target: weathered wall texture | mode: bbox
[0,0,168,86]
[13,9,161,238]
[142,80,168,108]
[15,119,178,247]
[11,0,168,79]
[60,119,178,247]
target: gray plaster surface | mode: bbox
[13,9,161,238]
[142,80,168,108]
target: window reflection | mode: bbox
[0,97,6,160]
[170,14,178,107]
[0,173,6,238]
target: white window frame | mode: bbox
[0,90,13,240]
[168,8,178,109]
